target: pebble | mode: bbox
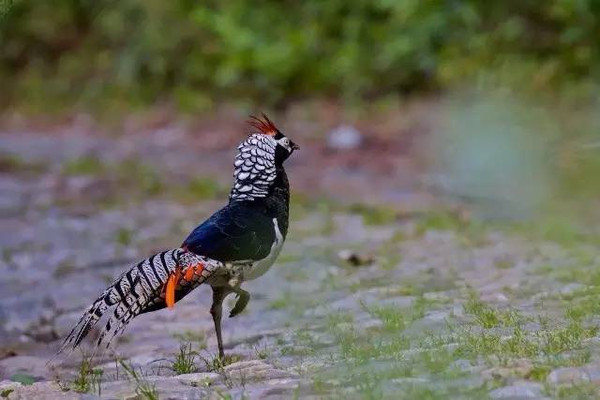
[326,125,363,150]
[337,249,374,267]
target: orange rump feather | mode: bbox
[165,267,182,309]
[184,266,194,281]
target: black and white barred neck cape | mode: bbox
[229,134,278,201]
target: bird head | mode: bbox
[230,114,297,201]
[247,114,299,165]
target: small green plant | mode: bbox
[552,382,600,399]
[53,260,77,278]
[529,364,551,382]
[118,360,158,400]
[205,353,241,372]
[171,343,199,374]
[62,156,105,176]
[268,296,291,310]
[463,290,522,329]
[538,318,598,356]
[185,178,222,200]
[347,203,397,226]
[0,153,44,174]
[253,343,270,360]
[115,228,133,246]
[9,373,35,386]
[70,355,103,395]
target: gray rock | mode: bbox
[223,360,293,383]
[4,381,80,400]
[326,125,362,150]
[559,283,587,295]
[450,359,477,373]
[100,376,203,400]
[177,372,221,387]
[546,367,590,385]
[0,356,53,381]
[489,382,544,399]
[0,380,22,397]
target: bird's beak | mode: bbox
[291,142,300,151]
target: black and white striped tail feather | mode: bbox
[57,248,218,356]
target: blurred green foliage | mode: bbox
[1,1,599,112]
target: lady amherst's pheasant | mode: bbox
[59,114,298,358]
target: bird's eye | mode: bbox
[282,138,290,146]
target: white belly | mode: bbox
[244,218,284,281]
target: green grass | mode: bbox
[52,260,77,278]
[253,343,271,360]
[268,296,291,310]
[463,290,522,329]
[56,355,103,395]
[115,228,133,246]
[58,156,232,209]
[201,353,243,373]
[347,203,398,226]
[62,157,106,176]
[184,178,223,200]
[118,360,158,400]
[362,296,429,333]
[452,297,597,375]
[551,382,600,399]
[298,277,600,398]
[171,343,200,375]
[0,153,45,174]
[509,217,600,247]
[59,156,165,207]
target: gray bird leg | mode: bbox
[210,286,229,359]
[229,287,250,318]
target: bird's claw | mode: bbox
[229,290,250,318]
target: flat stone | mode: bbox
[5,381,80,400]
[0,380,22,396]
[177,372,221,386]
[100,376,202,400]
[482,360,533,381]
[546,367,590,385]
[0,356,52,381]
[223,360,292,383]
[489,382,544,399]
[560,283,588,295]
[450,359,479,373]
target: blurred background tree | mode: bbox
[1,0,599,113]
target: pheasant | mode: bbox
[59,114,298,359]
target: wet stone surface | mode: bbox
[1,131,600,398]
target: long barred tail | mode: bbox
[58,248,223,354]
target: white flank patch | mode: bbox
[244,218,284,281]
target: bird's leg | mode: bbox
[229,287,250,318]
[210,286,229,359]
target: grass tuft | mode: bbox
[56,354,103,395]
[118,360,158,400]
[171,342,200,375]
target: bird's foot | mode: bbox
[229,289,250,318]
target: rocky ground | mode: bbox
[1,127,600,399]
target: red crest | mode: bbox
[247,113,278,136]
